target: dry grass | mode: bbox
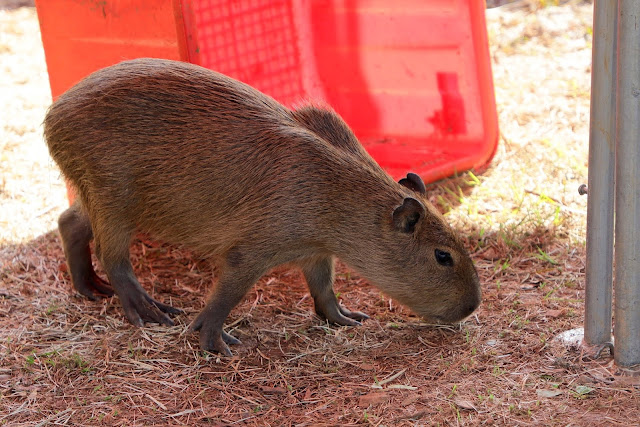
[1,1,638,426]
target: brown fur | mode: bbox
[44,58,481,355]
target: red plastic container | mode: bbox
[36,0,498,182]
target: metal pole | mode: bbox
[584,0,616,346]
[614,0,640,368]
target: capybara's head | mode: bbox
[351,173,481,324]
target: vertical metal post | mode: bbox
[585,0,617,346]
[614,0,640,368]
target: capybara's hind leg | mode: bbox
[58,201,114,299]
[95,230,182,327]
[302,256,369,325]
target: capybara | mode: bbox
[44,58,481,355]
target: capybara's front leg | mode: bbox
[190,273,258,356]
[302,256,369,325]
[190,250,266,356]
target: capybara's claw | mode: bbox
[222,330,241,345]
[75,273,114,300]
[144,294,183,315]
[315,299,368,327]
[120,291,177,327]
[320,310,361,327]
[190,315,239,356]
[127,305,174,327]
[339,305,369,322]
[89,273,115,297]
[331,316,361,327]
[211,341,233,357]
[199,329,233,357]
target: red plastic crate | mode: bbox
[36,0,498,182]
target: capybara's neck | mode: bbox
[284,127,409,272]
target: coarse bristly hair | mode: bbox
[44,58,481,355]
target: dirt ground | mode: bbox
[1,1,638,426]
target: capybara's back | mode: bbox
[45,58,481,355]
[46,59,299,252]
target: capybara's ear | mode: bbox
[392,197,426,233]
[398,172,426,194]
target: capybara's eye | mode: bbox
[435,249,453,267]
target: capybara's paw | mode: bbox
[190,314,239,356]
[323,309,362,327]
[198,328,233,357]
[74,273,114,301]
[315,300,369,326]
[338,305,370,322]
[222,330,241,345]
[144,294,183,315]
[119,290,177,327]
